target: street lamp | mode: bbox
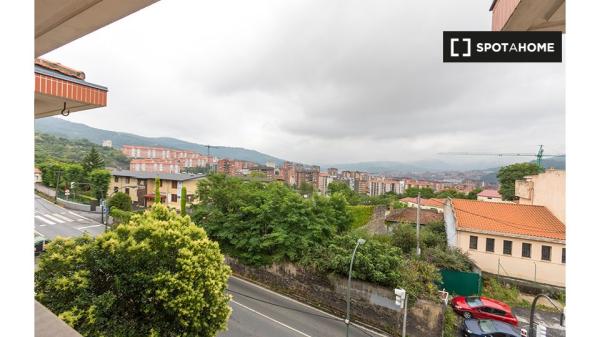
[346,238,366,337]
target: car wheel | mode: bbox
[463,311,472,319]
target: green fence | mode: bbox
[438,269,482,296]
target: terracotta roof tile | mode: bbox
[477,189,502,198]
[400,197,445,208]
[35,58,85,80]
[386,207,443,224]
[452,199,565,240]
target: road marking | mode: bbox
[52,213,73,222]
[35,215,55,225]
[231,300,313,337]
[39,224,47,227]
[42,214,65,223]
[230,276,389,337]
[67,211,91,221]
[77,224,104,231]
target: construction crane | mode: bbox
[439,145,565,171]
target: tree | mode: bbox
[327,180,360,205]
[298,181,315,197]
[180,186,187,216]
[497,163,540,200]
[154,176,161,204]
[467,188,483,200]
[88,169,111,201]
[107,192,132,211]
[391,223,417,254]
[81,147,105,173]
[404,187,435,199]
[35,204,232,337]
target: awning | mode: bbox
[34,61,108,118]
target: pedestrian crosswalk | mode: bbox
[34,212,88,226]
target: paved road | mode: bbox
[513,308,565,337]
[220,276,390,337]
[34,196,106,239]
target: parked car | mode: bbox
[451,296,518,326]
[461,319,527,337]
[34,232,49,256]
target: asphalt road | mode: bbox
[220,276,390,337]
[34,196,106,239]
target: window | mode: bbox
[171,194,177,202]
[541,245,552,261]
[469,236,478,250]
[159,180,163,187]
[522,243,531,258]
[562,248,566,264]
[126,177,130,184]
[125,188,130,195]
[503,240,512,255]
[114,176,119,182]
[486,238,495,252]
[172,180,178,189]
[113,186,118,193]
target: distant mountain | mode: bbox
[35,118,285,165]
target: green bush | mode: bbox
[306,232,441,300]
[109,208,133,225]
[443,305,459,337]
[421,246,473,272]
[347,205,374,229]
[107,192,132,211]
[482,277,529,308]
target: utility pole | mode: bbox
[402,294,408,337]
[54,170,62,202]
[416,192,421,256]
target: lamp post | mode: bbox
[528,294,564,337]
[346,238,366,337]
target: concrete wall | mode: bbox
[515,169,565,223]
[226,258,444,337]
[56,198,98,213]
[456,230,565,287]
[35,183,55,198]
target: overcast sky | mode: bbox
[43,0,565,166]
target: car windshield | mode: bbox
[466,296,483,307]
[477,320,496,333]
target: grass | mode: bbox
[347,205,374,229]
[443,305,459,337]
[482,277,530,308]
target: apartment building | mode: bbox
[108,170,204,211]
[130,159,181,174]
[445,199,565,287]
[249,165,276,180]
[318,173,334,194]
[368,176,405,196]
[515,168,565,223]
[217,159,257,176]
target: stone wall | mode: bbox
[226,257,444,337]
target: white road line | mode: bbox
[231,300,313,337]
[231,276,389,337]
[52,213,73,222]
[67,211,91,221]
[35,215,55,225]
[39,224,47,227]
[42,214,65,223]
[77,224,103,230]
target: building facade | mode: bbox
[515,168,565,223]
[108,170,204,211]
[445,199,565,287]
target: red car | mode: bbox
[451,296,518,326]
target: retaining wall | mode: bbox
[226,258,444,337]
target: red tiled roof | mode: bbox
[451,199,565,240]
[386,208,443,224]
[477,189,502,198]
[400,197,445,208]
[35,58,85,80]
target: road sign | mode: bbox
[65,189,70,196]
[394,288,406,307]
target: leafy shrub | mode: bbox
[421,246,473,272]
[306,232,441,300]
[110,208,133,225]
[482,277,529,308]
[35,204,232,337]
[107,192,132,211]
[347,205,374,229]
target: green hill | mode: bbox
[35,132,130,169]
[35,117,285,165]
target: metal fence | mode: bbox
[438,269,482,296]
